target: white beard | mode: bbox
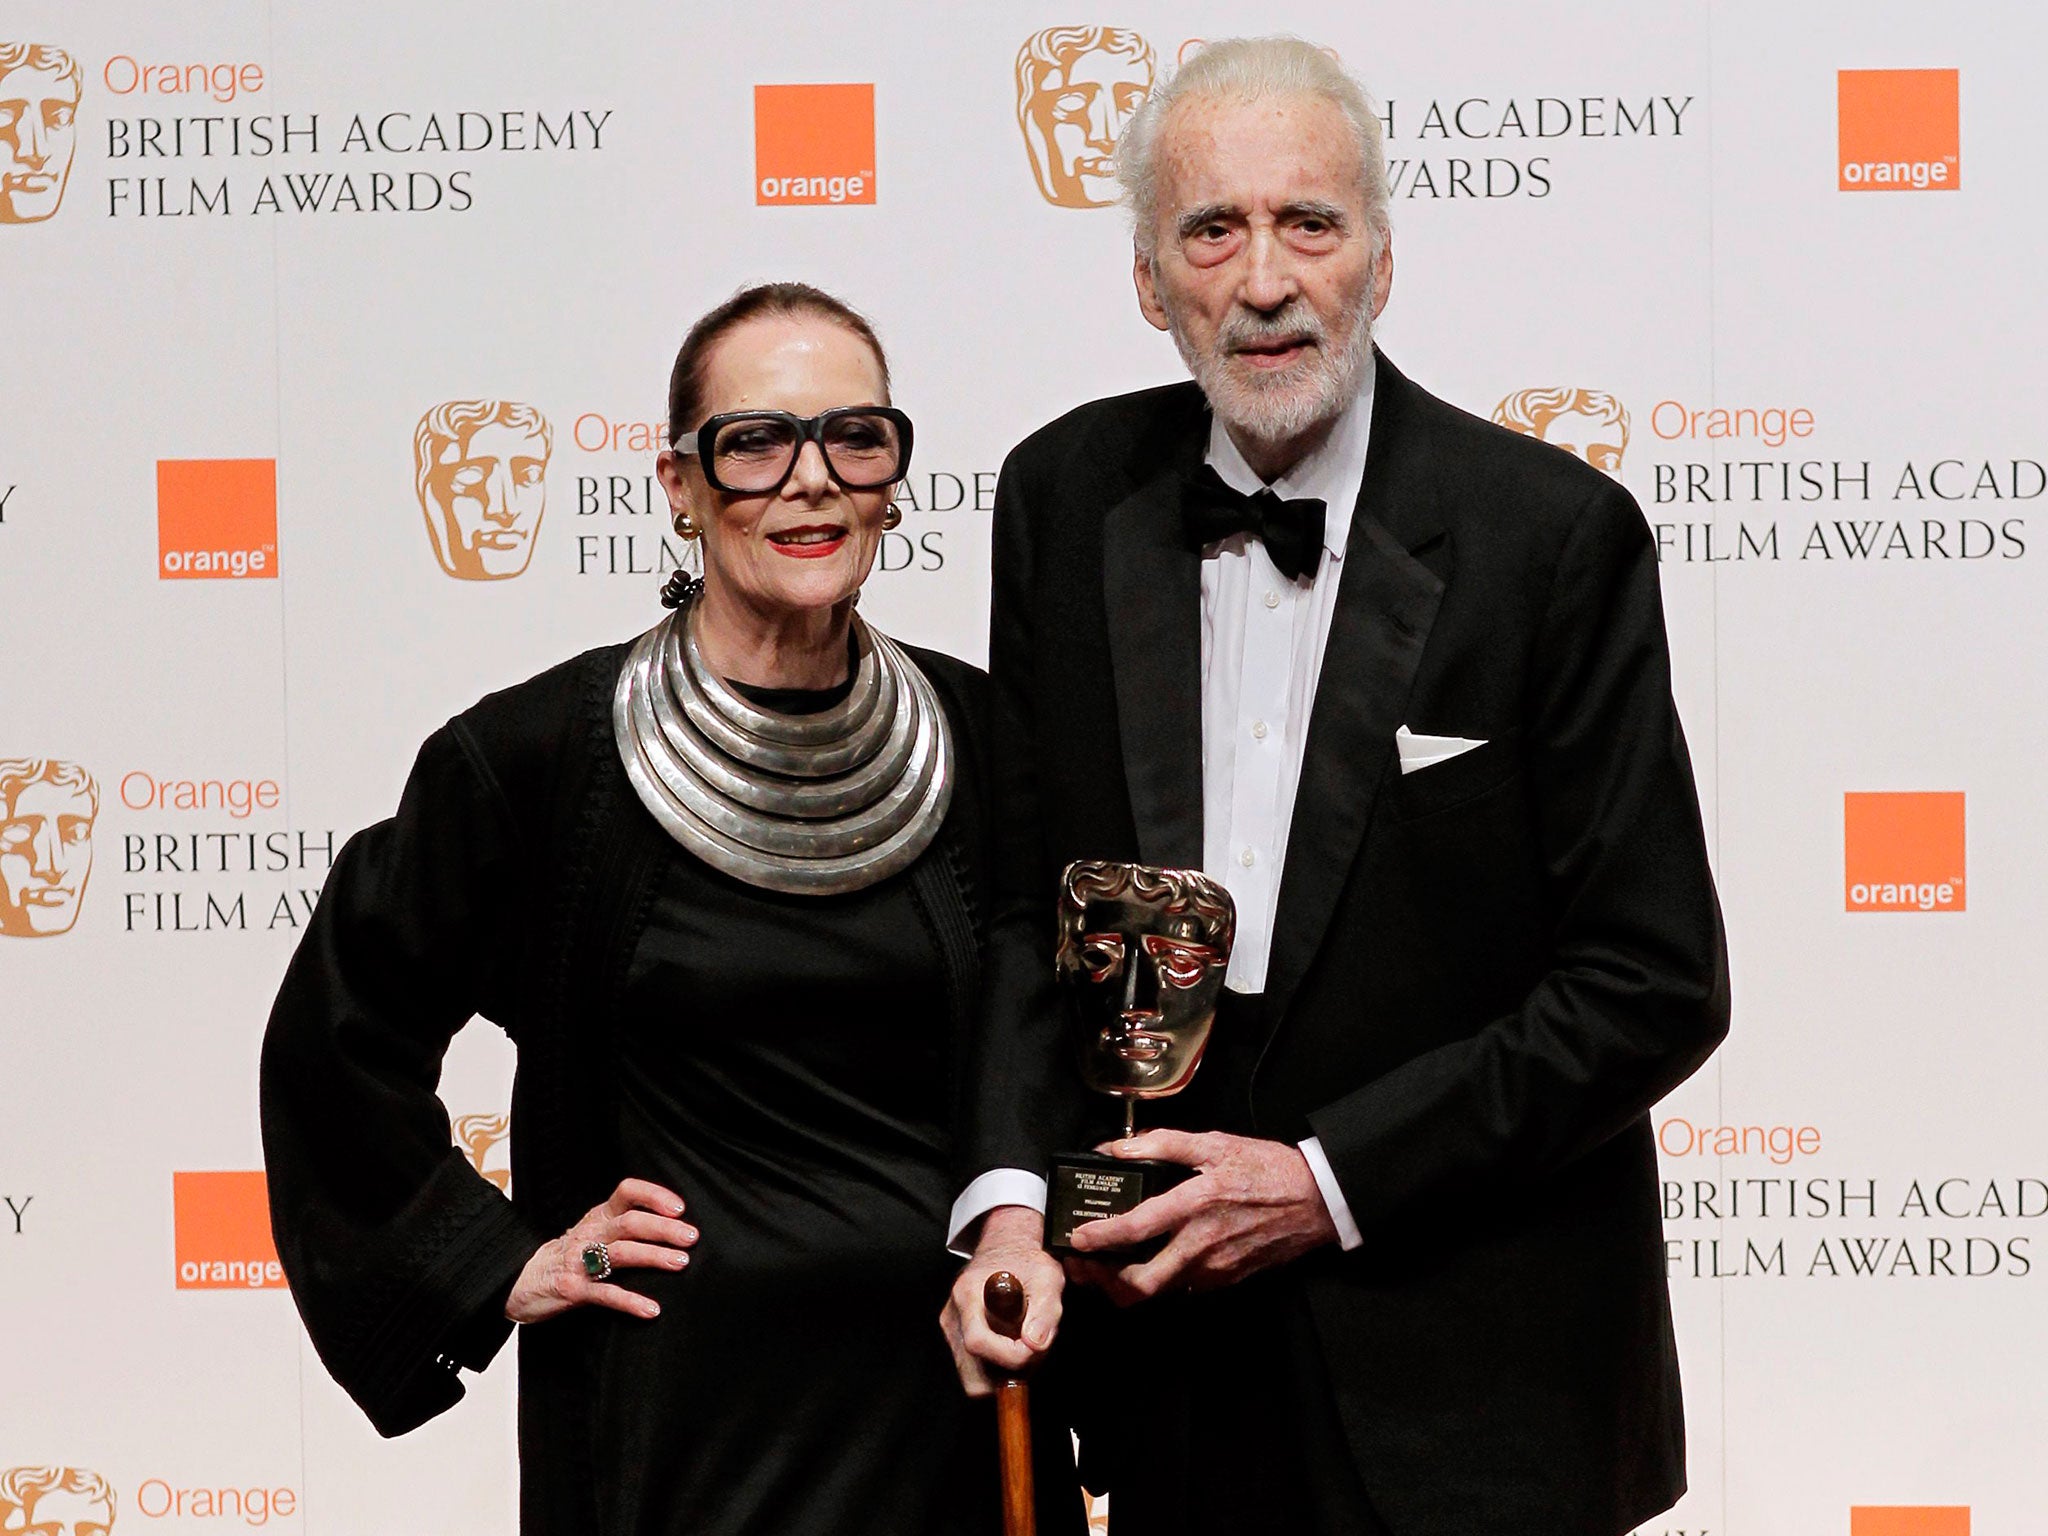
[1166,291,1373,457]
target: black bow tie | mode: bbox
[1181,464,1327,582]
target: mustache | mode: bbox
[1215,303,1326,354]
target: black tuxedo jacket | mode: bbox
[966,354,1730,1533]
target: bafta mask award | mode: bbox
[1044,859,1236,1251]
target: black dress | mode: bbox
[258,641,1084,1536]
[593,680,1008,1535]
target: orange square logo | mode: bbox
[1845,792,1965,912]
[173,1170,285,1289]
[157,458,279,579]
[1851,1508,1970,1536]
[754,84,876,206]
[1838,69,1960,191]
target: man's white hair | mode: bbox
[1116,36,1390,267]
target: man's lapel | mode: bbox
[1263,355,1451,1021]
[1102,418,1208,870]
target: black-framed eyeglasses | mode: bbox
[668,407,914,495]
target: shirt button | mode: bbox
[1251,720,1269,740]
[1263,590,1281,609]
[1239,847,1256,868]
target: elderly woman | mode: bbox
[260,283,1082,1535]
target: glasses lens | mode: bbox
[821,411,904,487]
[710,416,799,492]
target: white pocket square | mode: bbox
[1395,725,1487,775]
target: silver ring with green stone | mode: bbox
[581,1241,612,1282]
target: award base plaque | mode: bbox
[1044,1151,1193,1253]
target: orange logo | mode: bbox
[1492,388,1630,478]
[1838,69,1959,191]
[157,459,278,580]
[454,1111,511,1194]
[414,401,552,580]
[0,43,81,225]
[1851,1509,1970,1536]
[754,84,875,206]
[0,758,97,937]
[1845,792,1965,912]
[0,1466,116,1533]
[1016,29,1155,208]
[173,1170,285,1289]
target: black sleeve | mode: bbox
[958,445,1093,1191]
[259,721,548,1437]
[1308,486,1731,1230]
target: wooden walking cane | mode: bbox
[984,1270,1037,1536]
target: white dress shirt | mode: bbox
[1200,365,1372,995]
[947,362,1378,1254]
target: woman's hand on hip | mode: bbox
[506,1178,697,1324]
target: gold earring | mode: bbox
[882,504,903,530]
[673,514,700,541]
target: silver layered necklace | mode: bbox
[612,594,954,896]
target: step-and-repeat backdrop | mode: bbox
[4,3,2042,1533]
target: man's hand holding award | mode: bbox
[1047,860,1339,1301]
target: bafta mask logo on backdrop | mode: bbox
[454,1111,511,1194]
[0,759,97,938]
[0,43,81,225]
[1838,69,1960,192]
[1491,388,1631,478]
[1015,28,1155,208]
[415,400,553,580]
[0,1465,116,1535]
[1844,791,1966,914]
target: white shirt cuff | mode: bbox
[1299,1136,1363,1252]
[946,1168,1048,1257]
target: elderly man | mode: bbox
[944,37,1728,1536]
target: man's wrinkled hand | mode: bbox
[1064,1129,1337,1304]
[940,1205,1065,1397]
